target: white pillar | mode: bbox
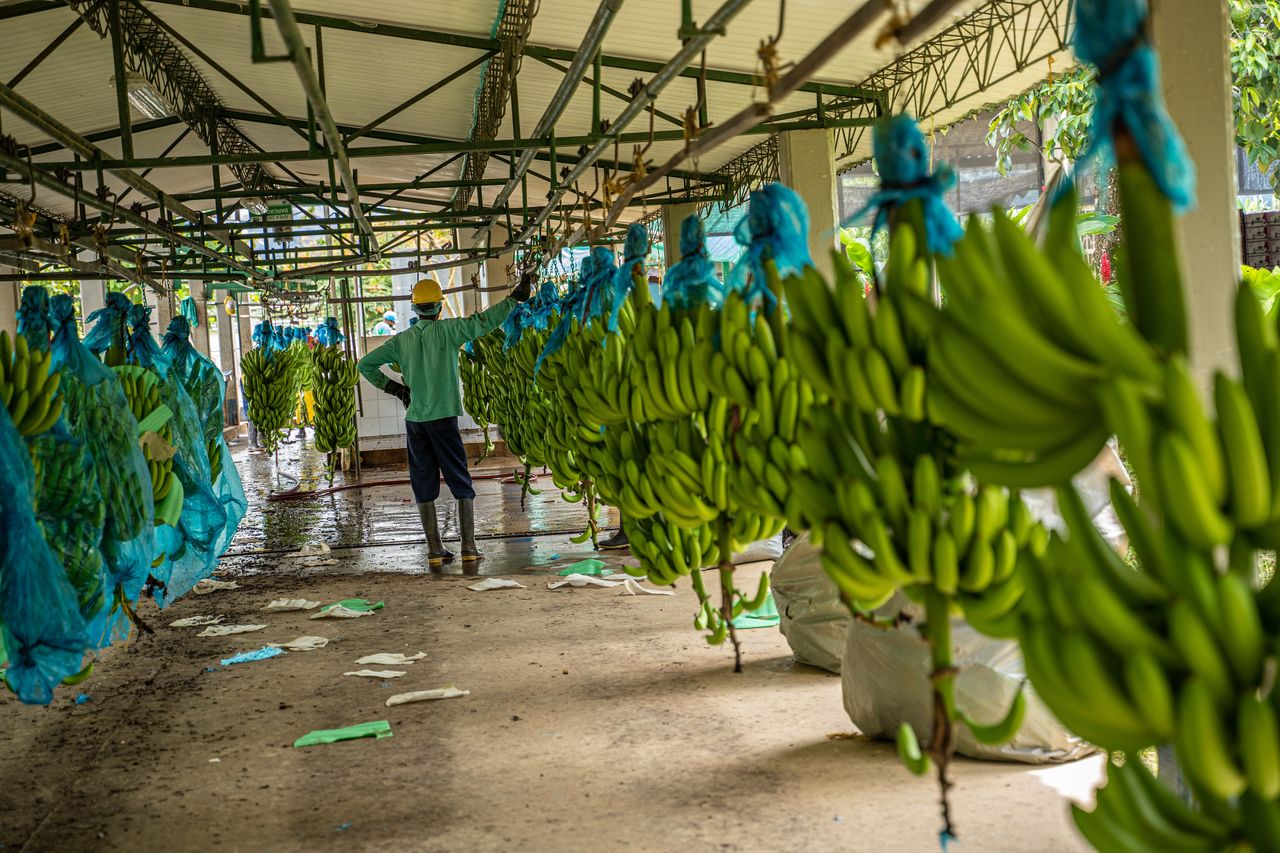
[1151,0,1239,383]
[660,202,698,268]
[78,252,107,328]
[187,280,212,356]
[0,273,19,339]
[778,128,839,284]
[216,289,239,422]
[454,230,480,316]
[484,225,511,307]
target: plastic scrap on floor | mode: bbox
[263,598,321,612]
[293,720,392,748]
[169,615,225,627]
[193,578,241,595]
[220,646,285,666]
[198,624,267,637]
[74,693,90,705]
[344,669,406,679]
[269,636,330,651]
[556,559,609,576]
[318,598,384,614]
[301,558,339,567]
[355,652,425,665]
[467,578,526,592]
[731,592,781,630]
[548,574,624,590]
[619,579,676,597]
[311,605,372,620]
[385,686,469,707]
[286,543,331,559]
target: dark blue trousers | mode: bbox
[406,416,475,503]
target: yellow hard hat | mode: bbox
[412,278,443,304]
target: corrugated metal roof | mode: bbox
[0,0,1068,234]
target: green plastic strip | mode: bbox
[319,598,385,613]
[293,720,392,748]
[557,559,609,577]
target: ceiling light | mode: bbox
[244,197,270,215]
[109,72,174,120]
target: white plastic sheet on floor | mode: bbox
[772,445,1130,763]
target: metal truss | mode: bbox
[64,0,273,196]
[455,0,538,211]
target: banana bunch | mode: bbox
[549,302,637,430]
[784,238,934,422]
[1017,483,1272,851]
[459,345,499,457]
[926,185,1159,488]
[0,330,64,437]
[207,435,223,484]
[310,345,358,458]
[31,431,108,620]
[113,365,181,526]
[287,340,313,426]
[58,371,149,541]
[240,346,297,454]
[621,301,714,423]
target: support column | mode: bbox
[455,230,480,316]
[78,251,107,328]
[660,202,698,268]
[484,225,511,308]
[216,290,239,425]
[0,272,19,339]
[1151,0,1239,382]
[779,128,839,284]
[187,280,212,357]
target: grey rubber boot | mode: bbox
[459,498,482,561]
[417,502,454,567]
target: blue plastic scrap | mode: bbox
[220,646,285,667]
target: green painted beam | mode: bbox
[0,1,61,21]
[161,178,506,201]
[36,117,876,171]
[140,0,881,102]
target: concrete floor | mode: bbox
[0,435,1103,852]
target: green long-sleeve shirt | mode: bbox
[358,298,515,422]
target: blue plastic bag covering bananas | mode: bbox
[728,182,813,310]
[49,294,156,647]
[661,217,723,311]
[0,372,89,704]
[536,246,617,374]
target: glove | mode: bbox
[511,268,537,303]
[385,380,411,407]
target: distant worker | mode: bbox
[358,275,533,567]
[372,311,397,335]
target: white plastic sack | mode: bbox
[732,533,784,565]
[770,532,847,673]
[841,591,1097,764]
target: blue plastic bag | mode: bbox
[0,404,89,704]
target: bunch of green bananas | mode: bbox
[113,365,182,527]
[621,301,714,423]
[785,237,934,423]
[0,330,64,437]
[240,346,296,453]
[58,372,149,541]
[459,345,498,457]
[310,345,359,456]
[206,435,223,484]
[287,340,313,426]
[31,431,107,620]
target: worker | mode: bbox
[372,310,397,335]
[358,274,533,567]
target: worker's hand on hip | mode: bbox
[385,380,411,407]
[511,268,537,303]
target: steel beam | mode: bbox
[138,0,881,101]
[344,53,493,144]
[264,0,377,248]
[6,16,83,89]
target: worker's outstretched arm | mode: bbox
[357,337,399,391]
[442,297,517,348]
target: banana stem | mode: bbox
[631,262,651,309]
[585,479,599,549]
[924,588,957,842]
[762,254,788,354]
[717,517,742,673]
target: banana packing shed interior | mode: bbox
[0,1,1252,851]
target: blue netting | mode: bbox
[845,114,963,257]
[0,405,88,705]
[662,216,724,310]
[16,287,52,350]
[729,183,813,310]
[125,305,227,604]
[315,316,345,346]
[82,291,132,360]
[503,280,562,351]
[609,223,650,333]
[1069,0,1195,210]
[51,294,155,623]
[536,246,616,372]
